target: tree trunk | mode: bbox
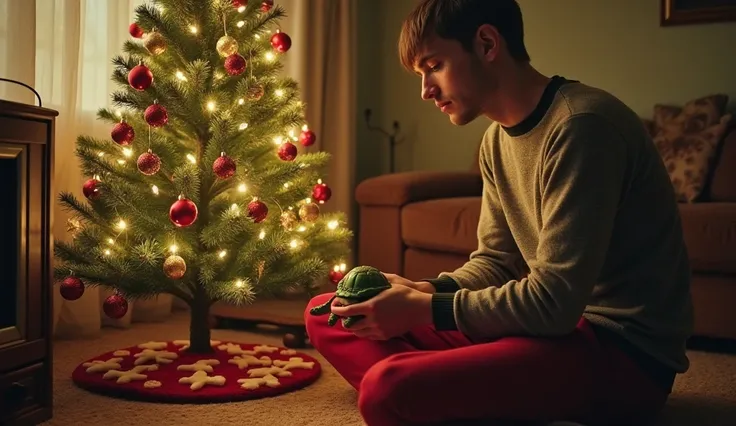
[187,295,214,354]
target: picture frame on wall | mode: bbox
[661,0,736,26]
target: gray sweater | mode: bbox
[428,77,693,375]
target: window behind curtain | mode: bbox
[34,0,115,115]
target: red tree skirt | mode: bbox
[71,340,321,403]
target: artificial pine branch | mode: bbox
[171,164,201,202]
[256,257,327,298]
[198,261,218,285]
[97,107,124,124]
[208,277,256,306]
[200,212,255,248]
[132,239,164,264]
[122,40,150,58]
[246,6,287,36]
[111,90,146,112]
[54,241,96,267]
[58,192,101,224]
[134,3,206,64]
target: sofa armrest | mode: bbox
[355,171,483,207]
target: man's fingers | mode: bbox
[344,318,373,331]
[331,300,372,316]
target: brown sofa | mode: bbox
[355,123,736,341]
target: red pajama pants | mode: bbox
[304,293,670,426]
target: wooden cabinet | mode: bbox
[0,99,56,425]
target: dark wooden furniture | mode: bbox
[211,298,311,349]
[0,99,57,425]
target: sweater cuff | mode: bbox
[423,275,461,292]
[431,292,458,331]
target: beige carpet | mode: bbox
[42,311,736,426]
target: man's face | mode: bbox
[413,35,494,126]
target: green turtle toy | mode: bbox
[309,265,391,328]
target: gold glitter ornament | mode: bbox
[246,84,264,100]
[163,255,186,279]
[143,30,167,55]
[216,35,239,57]
[298,202,320,222]
[280,210,298,230]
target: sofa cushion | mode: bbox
[401,197,480,255]
[400,197,736,276]
[651,94,732,203]
[678,203,736,274]
[653,94,728,132]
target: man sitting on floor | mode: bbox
[305,1,693,425]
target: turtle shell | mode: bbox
[334,265,391,299]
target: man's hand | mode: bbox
[330,284,433,340]
[382,272,436,294]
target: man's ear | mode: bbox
[475,24,499,61]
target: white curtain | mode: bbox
[0,0,357,339]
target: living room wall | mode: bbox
[355,0,736,184]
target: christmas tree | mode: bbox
[54,0,352,354]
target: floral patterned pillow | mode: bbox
[652,94,731,203]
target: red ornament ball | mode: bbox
[299,128,316,147]
[312,182,332,204]
[248,199,268,223]
[278,142,298,161]
[129,23,144,38]
[60,276,85,301]
[137,150,161,175]
[261,0,273,12]
[232,0,247,8]
[128,64,153,91]
[83,178,101,200]
[213,153,236,179]
[329,269,345,284]
[169,196,198,227]
[144,103,168,127]
[111,121,135,145]
[270,31,292,53]
[224,53,247,76]
[103,294,129,319]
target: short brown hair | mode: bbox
[398,0,530,71]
